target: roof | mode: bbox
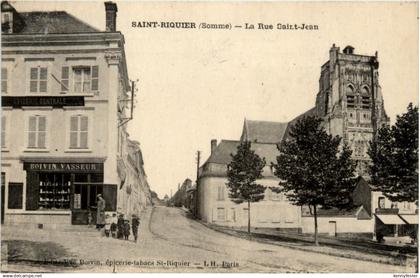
[282,107,318,142]
[302,205,370,219]
[17,11,99,34]
[242,119,288,144]
[206,140,239,165]
[205,140,279,166]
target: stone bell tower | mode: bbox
[315,44,390,177]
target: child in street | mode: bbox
[104,214,111,237]
[117,214,125,239]
[110,213,118,238]
[131,214,140,242]
[123,219,131,240]
[87,211,93,228]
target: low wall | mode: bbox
[4,211,71,230]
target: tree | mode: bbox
[368,103,418,204]
[226,140,266,234]
[273,116,356,245]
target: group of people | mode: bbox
[94,194,141,242]
[104,213,140,242]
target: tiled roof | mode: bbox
[17,11,99,34]
[243,119,288,144]
[282,107,318,142]
[205,140,279,166]
[302,205,370,219]
[206,140,239,165]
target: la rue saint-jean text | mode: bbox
[131,21,319,30]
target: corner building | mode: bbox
[1,1,144,227]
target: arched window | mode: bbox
[360,86,371,109]
[346,85,355,108]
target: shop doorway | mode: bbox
[72,182,103,225]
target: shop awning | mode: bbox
[376,214,406,225]
[399,215,419,225]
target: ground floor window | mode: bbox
[217,208,225,221]
[38,173,71,209]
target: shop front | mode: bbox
[23,161,117,226]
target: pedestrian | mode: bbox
[111,213,118,238]
[104,214,111,237]
[123,219,131,240]
[132,214,140,242]
[117,214,124,239]
[87,211,93,228]
[96,194,106,229]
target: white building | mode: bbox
[1,1,150,228]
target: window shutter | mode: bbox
[61,66,69,92]
[25,172,39,210]
[8,182,23,209]
[80,116,88,148]
[91,66,99,91]
[28,116,37,148]
[1,68,7,93]
[39,68,47,92]
[1,116,5,148]
[30,68,38,93]
[102,184,117,211]
[70,116,78,148]
[37,116,46,148]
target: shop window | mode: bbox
[27,115,47,149]
[217,185,225,201]
[29,67,48,93]
[1,116,6,148]
[217,208,225,221]
[38,173,71,209]
[70,115,89,149]
[1,67,8,94]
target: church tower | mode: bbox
[315,44,390,177]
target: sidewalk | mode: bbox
[199,220,417,269]
[1,206,154,272]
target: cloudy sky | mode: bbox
[13,1,419,198]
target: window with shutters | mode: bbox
[1,67,8,94]
[1,116,6,149]
[29,67,48,93]
[27,115,47,149]
[217,185,225,201]
[62,66,99,93]
[69,115,89,149]
[217,208,225,221]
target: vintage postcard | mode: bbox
[0,0,418,274]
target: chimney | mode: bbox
[104,1,117,32]
[211,139,217,154]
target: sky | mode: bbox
[12,1,419,199]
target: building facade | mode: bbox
[197,120,301,231]
[1,1,150,227]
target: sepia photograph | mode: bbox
[0,0,418,274]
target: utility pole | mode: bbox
[196,150,201,182]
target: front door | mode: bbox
[328,221,337,237]
[72,182,103,225]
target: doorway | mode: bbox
[72,182,103,225]
[328,221,337,237]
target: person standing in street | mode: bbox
[96,194,106,229]
[132,214,140,242]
